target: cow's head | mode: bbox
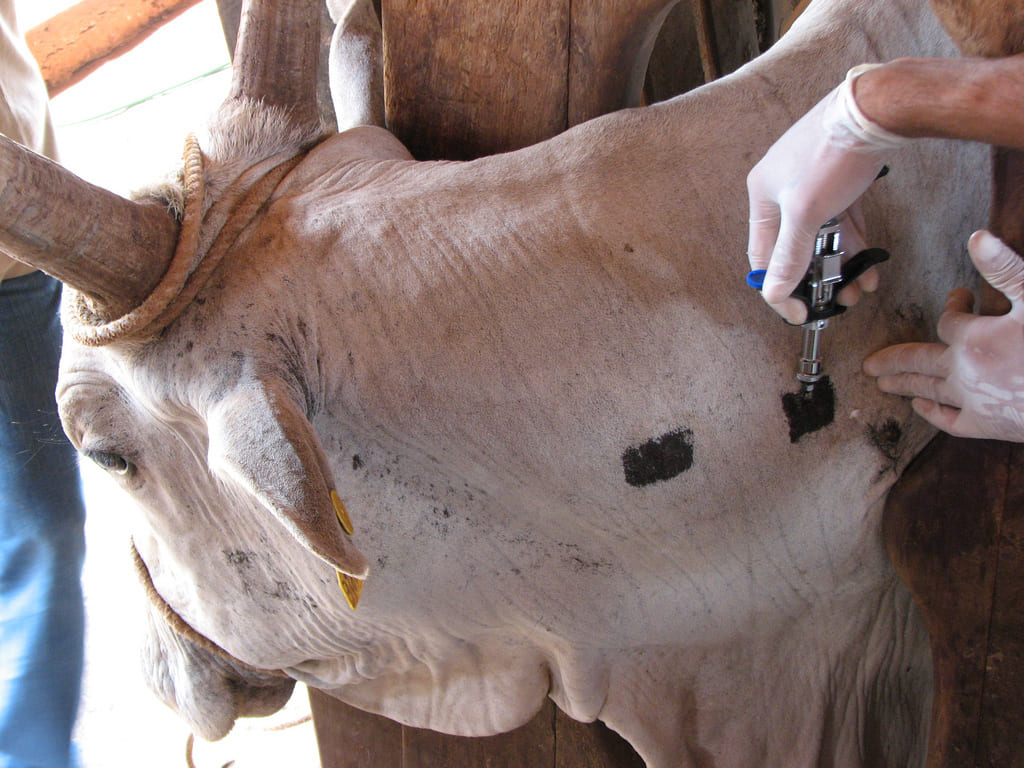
[0,0,380,735]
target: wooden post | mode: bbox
[884,437,1024,767]
[380,0,570,159]
[379,0,681,159]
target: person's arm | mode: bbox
[855,53,1024,147]
[746,53,1024,322]
[746,65,910,322]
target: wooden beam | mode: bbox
[691,0,719,82]
[26,0,204,97]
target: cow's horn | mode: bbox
[227,0,322,131]
[0,134,178,319]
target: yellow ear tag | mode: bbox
[330,490,354,535]
[337,571,363,610]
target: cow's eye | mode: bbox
[85,450,134,476]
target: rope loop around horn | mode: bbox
[62,134,206,347]
[62,133,308,347]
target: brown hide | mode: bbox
[929,0,1024,57]
[886,437,1024,768]
[990,147,1024,271]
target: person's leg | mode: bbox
[0,272,86,768]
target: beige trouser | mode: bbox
[0,0,58,282]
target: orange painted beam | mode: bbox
[26,0,204,96]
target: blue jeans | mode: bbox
[0,272,86,768]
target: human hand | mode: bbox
[746,65,909,323]
[863,230,1024,443]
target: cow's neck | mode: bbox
[597,575,932,768]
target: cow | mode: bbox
[0,0,993,765]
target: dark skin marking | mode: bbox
[781,377,835,444]
[225,550,258,569]
[622,428,695,487]
[867,418,904,479]
[868,418,903,462]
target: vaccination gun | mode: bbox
[747,218,890,394]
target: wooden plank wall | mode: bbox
[380,0,803,159]
[380,0,684,159]
[645,0,803,104]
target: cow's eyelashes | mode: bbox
[84,449,135,476]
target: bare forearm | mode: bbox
[854,53,1024,148]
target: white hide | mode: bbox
[57,0,990,765]
[140,598,296,741]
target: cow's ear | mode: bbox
[206,377,369,583]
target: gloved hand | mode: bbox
[863,230,1024,443]
[746,64,910,323]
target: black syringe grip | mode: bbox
[746,247,890,324]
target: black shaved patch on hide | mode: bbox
[622,428,694,487]
[781,377,835,443]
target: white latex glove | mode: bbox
[863,231,1024,443]
[746,65,911,323]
